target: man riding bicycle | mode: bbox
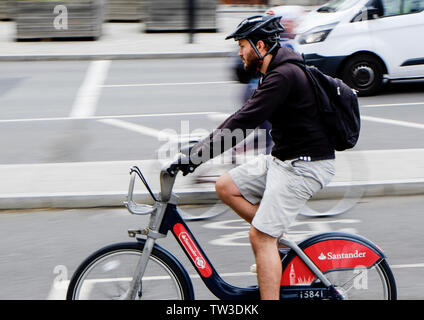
[169,14,336,300]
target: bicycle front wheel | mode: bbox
[66,241,193,300]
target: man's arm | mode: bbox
[189,70,291,164]
[167,69,291,176]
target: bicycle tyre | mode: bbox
[324,258,397,300]
[66,241,194,300]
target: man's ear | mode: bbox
[255,40,268,53]
[255,40,265,50]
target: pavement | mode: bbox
[1,6,424,210]
[1,149,424,210]
[0,6,255,61]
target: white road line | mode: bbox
[361,115,424,130]
[209,112,424,132]
[1,100,422,124]
[0,112,219,124]
[391,263,424,269]
[69,60,111,118]
[46,272,255,300]
[98,118,178,141]
[102,81,238,88]
[362,102,424,108]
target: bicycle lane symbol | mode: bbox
[202,219,361,246]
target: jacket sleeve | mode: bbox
[189,69,292,165]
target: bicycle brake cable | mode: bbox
[131,166,158,202]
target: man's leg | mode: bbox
[249,226,281,300]
[215,172,259,224]
[216,170,282,299]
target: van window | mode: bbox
[317,0,361,12]
[380,0,403,16]
[403,0,424,13]
[377,0,424,16]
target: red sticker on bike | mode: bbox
[281,239,381,286]
[173,223,212,278]
[304,239,380,272]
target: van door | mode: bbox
[368,0,424,79]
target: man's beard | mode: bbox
[243,50,260,73]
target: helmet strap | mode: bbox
[247,39,264,68]
[247,38,278,71]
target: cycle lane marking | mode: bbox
[2,104,424,127]
[203,219,361,246]
[0,111,219,123]
[102,80,238,88]
[361,115,424,130]
[97,117,214,143]
[361,102,424,108]
[69,60,111,119]
[183,112,424,130]
[98,118,179,141]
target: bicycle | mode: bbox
[66,164,397,300]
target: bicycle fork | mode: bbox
[125,237,155,299]
[125,201,169,300]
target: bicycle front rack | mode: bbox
[124,166,157,216]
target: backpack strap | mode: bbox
[283,59,324,107]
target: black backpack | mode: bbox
[287,60,361,151]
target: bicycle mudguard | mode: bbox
[281,232,385,286]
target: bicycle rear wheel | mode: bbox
[325,259,396,300]
[66,241,193,300]
[280,232,397,300]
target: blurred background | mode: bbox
[0,0,325,41]
[0,0,423,300]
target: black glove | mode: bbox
[167,154,199,177]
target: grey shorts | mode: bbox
[228,154,335,238]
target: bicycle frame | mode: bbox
[124,165,384,300]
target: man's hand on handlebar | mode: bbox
[167,154,199,177]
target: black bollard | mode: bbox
[187,0,195,43]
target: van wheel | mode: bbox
[341,54,384,96]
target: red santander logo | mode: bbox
[173,223,212,278]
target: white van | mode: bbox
[293,0,424,96]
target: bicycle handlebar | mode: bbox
[124,159,190,214]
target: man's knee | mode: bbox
[215,173,239,202]
[249,226,277,252]
[215,174,227,199]
[249,227,263,246]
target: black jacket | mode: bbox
[191,46,335,164]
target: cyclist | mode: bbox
[168,14,335,300]
[232,11,299,155]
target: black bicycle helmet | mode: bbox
[226,14,284,42]
[226,15,285,63]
